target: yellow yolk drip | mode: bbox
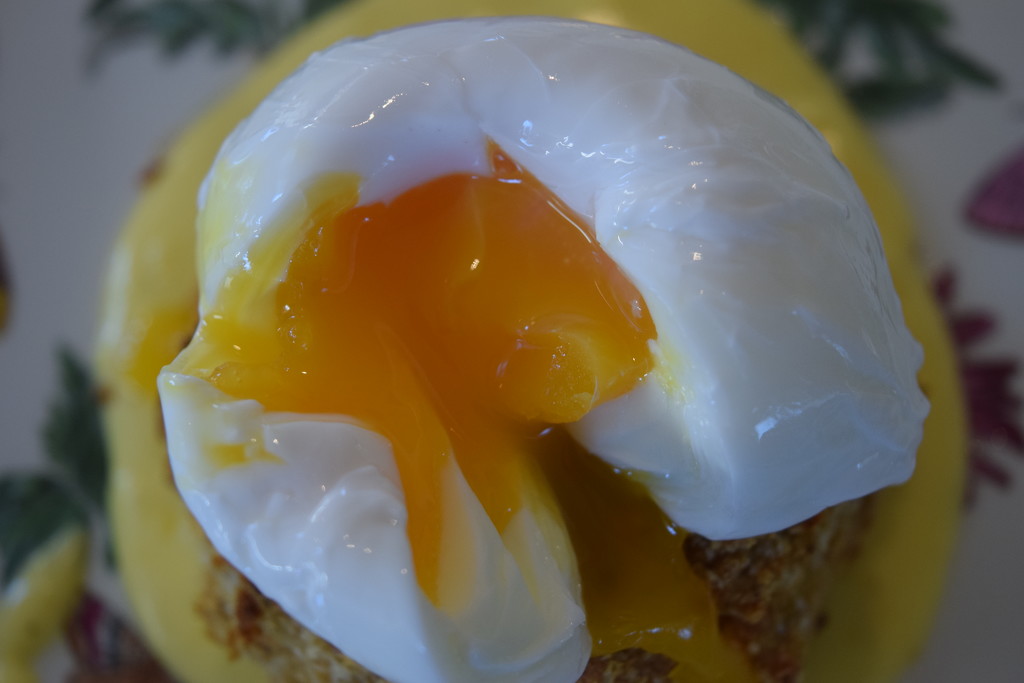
[540,430,755,681]
[201,146,748,677]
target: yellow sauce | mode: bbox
[0,291,9,333]
[0,529,87,683]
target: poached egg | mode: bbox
[158,17,927,683]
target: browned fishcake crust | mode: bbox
[578,650,677,682]
[197,498,871,683]
[684,498,873,683]
[199,554,386,683]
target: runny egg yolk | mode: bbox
[202,145,750,679]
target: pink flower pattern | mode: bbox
[966,143,1024,237]
[934,269,1023,503]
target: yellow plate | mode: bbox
[95,1,966,681]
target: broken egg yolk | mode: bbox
[199,145,750,679]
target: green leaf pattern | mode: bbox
[0,475,86,589]
[0,350,109,588]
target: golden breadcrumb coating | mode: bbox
[685,499,872,683]
[196,499,871,683]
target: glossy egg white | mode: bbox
[158,16,928,683]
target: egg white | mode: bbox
[159,373,587,683]
[159,16,928,683]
